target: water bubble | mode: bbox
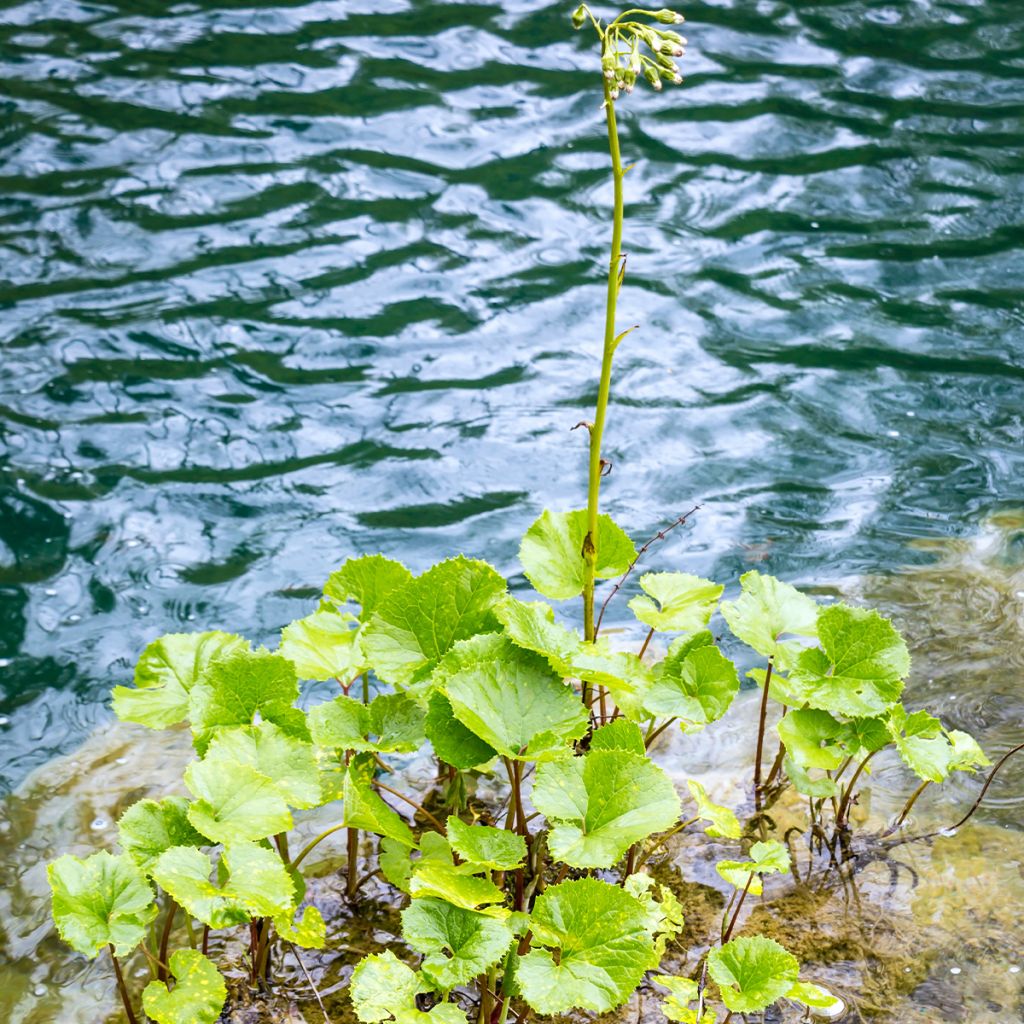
[115,757,128,765]
[0,717,9,727]
[0,659,9,668]
[949,967,962,975]
[886,429,900,438]
[90,817,110,831]
[44,588,57,597]
[906,410,915,417]
[1010,965,1021,974]
[33,985,46,997]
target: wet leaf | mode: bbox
[142,949,226,1024]
[447,816,526,871]
[720,571,818,663]
[517,878,653,1013]
[787,980,844,1014]
[361,557,506,687]
[275,905,326,949]
[48,851,156,958]
[623,873,684,966]
[112,631,248,730]
[279,602,364,682]
[532,749,680,868]
[715,840,789,895]
[707,935,799,1013]
[519,510,635,601]
[118,796,206,875]
[686,780,740,840]
[628,572,722,634]
[788,604,909,717]
[442,635,588,761]
[402,897,514,989]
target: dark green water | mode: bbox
[1,0,1023,809]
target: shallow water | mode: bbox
[1,0,1023,1020]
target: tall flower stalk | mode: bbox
[573,6,688,644]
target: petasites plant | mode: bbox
[48,7,990,1024]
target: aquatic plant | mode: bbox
[46,6,993,1024]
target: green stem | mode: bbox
[835,749,878,829]
[884,779,931,836]
[582,78,626,655]
[374,780,446,832]
[109,945,139,1024]
[292,823,347,870]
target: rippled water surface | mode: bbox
[1,0,1023,1018]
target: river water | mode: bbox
[0,0,1022,1020]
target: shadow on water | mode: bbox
[2,514,1022,1023]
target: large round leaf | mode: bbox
[707,935,799,1013]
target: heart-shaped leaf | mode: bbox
[184,756,292,844]
[118,796,206,875]
[628,572,723,634]
[325,554,414,623]
[720,571,818,665]
[645,633,739,730]
[48,851,156,958]
[447,816,526,871]
[279,602,365,682]
[519,510,635,601]
[716,840,789,895]
[350,951,466,1024]
[707,935,799,1013]
[686,780,740,840]
[424,692,497,770]
[533,749,680,868]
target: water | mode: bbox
[1,0,1023,1019]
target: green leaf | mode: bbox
[142,949,227,1024]
[188,647,304,754]
[841,716,890,758]
[787,980,844,1014]
[402,897,514,989]
[48,851,157,958]
[645,635,739,730]
[517,878,653,1014]
[118,796,206,875]
[707,935,799,1013]
[112,631,248,730]
[777,709,844,770]
[623,873,684,966]
[408,859,506,910]
[628,572,723,634]
[313,692,427,756]
[788,604,910,717]
[887,705,952,782]
[379,836,415,893]
[275,905,326,949]
[204,720,321,809]
[720,571,818,665]
[533,749,680,868]
[716,841,789,895]
[152,842,295,928]
[342,757,417,848]
[279,602,365,682]
[654,975,716,1024]
[185,756,293,843]
[947,729,990,773]
[519,509,635,601]
[686,780,740,840]
[350,951,465,1024]
[494,596,581,677]
[310,694,371,751]
[447,816,526,871]
[590,719,645,755]
[443,634,588,761]
[424,692,497,770]
[784,756,839,799]
[368,692,427,753]
[325,554,414,623]
[361,556,506,687]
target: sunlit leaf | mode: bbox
[112,631,248,730]
[361,557,506,687]
[720,571,818,664]
[654,975,715,1024]
[623,873,684,966]
[787,980,844,1014]
[707,935,799,1013]
[784,755,839,799]
[204,720,321,809]
[788,604,909,717]
[517,878,653,1013]
[590,719,645,755]
[310,693,371,751]
[402,897,514,989]
[280,602,365,682]
[686,780,740,840]
[947,729,990,773]
[342,756,416,848]
[777,709,844,771]
[645,634,739,730]
[188,647,305,754]
[275,905,326,949]
[628,572,722,634]
[185,756,292,843]
[494,596,581,677]
[442,635,588,761]
[48,851,156,958]
[447,816,526,871]
[326,554,414,623]
[519,510,635,601]
[716,840,789,895]
[887,705,952,782]
[118,796,206,876]
[533,749,680,868]
[350,951,466,1024]
[408,859,506,910]
[142,949,226,1024]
